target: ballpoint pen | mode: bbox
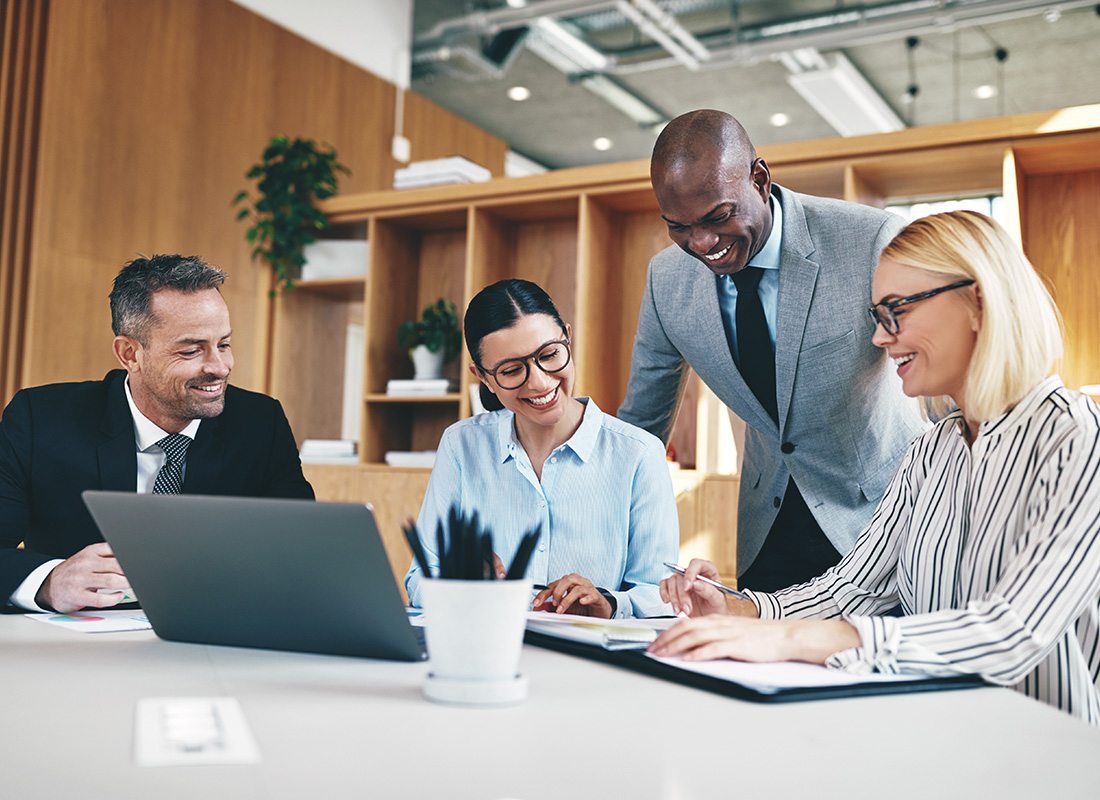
[664,562,750,601]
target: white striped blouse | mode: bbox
[747,376,1100,724]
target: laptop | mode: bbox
[81,491,425,661]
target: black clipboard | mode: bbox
[525,630,987,703]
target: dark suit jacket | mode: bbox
[0,369,314,600]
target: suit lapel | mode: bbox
[184,416,224,495]
[97,373,138,491]
[773,188,819,435]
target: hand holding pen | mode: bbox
[660,560,756,618]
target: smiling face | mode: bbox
[652,150,773,277]
[472,313,575,431]
[116,288,234,433]
[871,258,980,410]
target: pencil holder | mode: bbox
[419,578,532,705]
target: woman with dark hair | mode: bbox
[405,279,679,618]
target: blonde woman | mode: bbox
[651,211,1100,725]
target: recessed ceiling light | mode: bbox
[506,0,527,7]
[593,137,613,151]
[769,112,790,127]
[507,86,531,102]
[973,84,998,100]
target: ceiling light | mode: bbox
[507,85,531,101]
[593,137,613,151]
[769,112,790,127]
[973,84,998,100]
[528,17,609,73]
[786,52,904,136]
[1043,7,1062,22]
[506,0,527,8]
[577,73,665,127]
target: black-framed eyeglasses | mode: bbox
[477,339,571,390]
[868,280,975,335]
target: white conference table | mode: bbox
[2,613,1097,799]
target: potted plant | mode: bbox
[398,299,462,380]
[233,135,350,293]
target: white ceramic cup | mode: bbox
[419,578,532,682]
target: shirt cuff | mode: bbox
[825,615,902,675]
[742,589,780,619]
[8,559,64,612]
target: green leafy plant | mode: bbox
[233,135,350,293]
[398,299,462,361]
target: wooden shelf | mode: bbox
[366,393,462,403]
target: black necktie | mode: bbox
[733,267,778,423]
[152,433,191,494]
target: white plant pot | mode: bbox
[419,578,532,705]
[410,345,445,380]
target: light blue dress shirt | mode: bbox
[404,398,679,618]
[717,196,783,367]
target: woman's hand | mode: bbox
[647,616,861,665]
[659,558,740,617]
[532,574,613,618]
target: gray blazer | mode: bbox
[618,185,926,574]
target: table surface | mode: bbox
[2,614,1098,799]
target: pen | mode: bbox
[663,562,749,601]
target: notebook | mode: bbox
[81,491,425,661]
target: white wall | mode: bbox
[228,0,413,87]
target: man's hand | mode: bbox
[35,543,130,613]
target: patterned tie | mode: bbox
[732,267,778,423]
[152,433,191,495]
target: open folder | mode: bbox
[524,613,985,703]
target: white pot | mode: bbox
[410,345,445,380]
[419,578,532,705]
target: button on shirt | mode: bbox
[404,398,679,618]
[747,377,1100,725]
[717,195,782,368]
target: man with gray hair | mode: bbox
[0,254,313,613]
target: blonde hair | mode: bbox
[880,210,1062,422]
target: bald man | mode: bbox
[619,110,925,592]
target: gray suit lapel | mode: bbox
[774,188,819,434]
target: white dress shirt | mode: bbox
[747,376,1100,724]
[7,379,199,611]
[405,398,679,618]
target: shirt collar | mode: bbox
[950,375,1065,439]
[124,377,201,451]
[748,194,782,270]
[494,397,603,464]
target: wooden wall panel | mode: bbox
[21,0,505,397]
[1022,170,1100,392]
[1,0,47,406]
[404,90,508,178]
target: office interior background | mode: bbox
[2,1,1099,573]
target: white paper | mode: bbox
[26,609,153,633]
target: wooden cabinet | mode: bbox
[272,105,1100,584]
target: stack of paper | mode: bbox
[386,378,456,396]
[300,240,368,281]
[394,156,491,189]
[384,451,437,468]
[299,439,358,465]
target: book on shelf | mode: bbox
[300,240,368,281]
[394,156,491,189]
[386,378,457,396]
[299,439,358,465]
[384,451,437,468]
